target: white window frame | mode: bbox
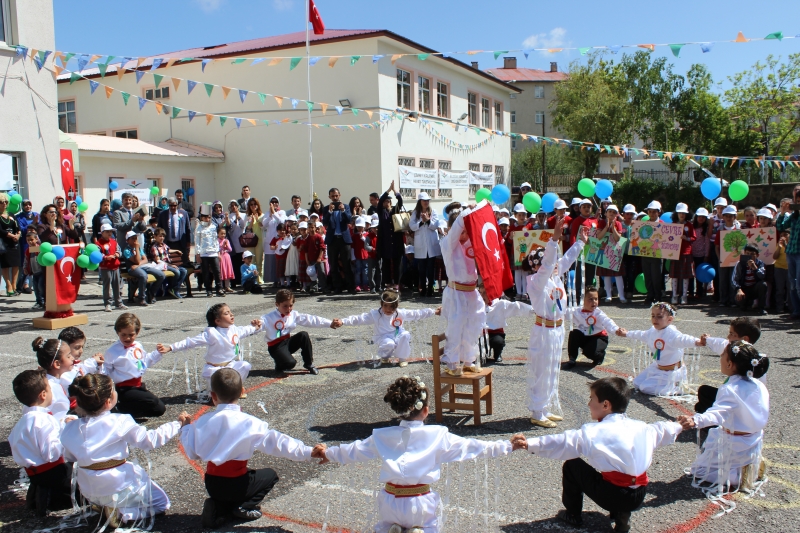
[144,86,170,101]
[535,111,544,124]
[418,75,431,115]
[419,159,436,198]
[0,0,13,46]
[113,129,138,139]
[397,69,412,110]
[180,177,195,208]
[481,97,491,128]
[468,93,478,125]
[534,85,545,99]
[58,100,77,133]
[510,110,516,124]
[0,152,25,198]
[436,82,449,118]
[512,139,517,149]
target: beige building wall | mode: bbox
[509,80,563,152]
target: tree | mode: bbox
[510,144,583,189]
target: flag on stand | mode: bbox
[54,245,82,305]
[462,201,513,301]
[60,149,75,200]
[309,0,325,35]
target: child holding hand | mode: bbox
[567,287,621,368]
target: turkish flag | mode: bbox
[54,245,81,305]
[60,149,75,200]
[309,0,325,35]
[463,201,513,301]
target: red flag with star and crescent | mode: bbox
[463,201,513,301]
[54,245,82,305]
[60,149,75,200]
[309,0,325,35]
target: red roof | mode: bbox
[486,68,568,82]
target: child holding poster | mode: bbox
[669,203,696,305]
[595,205,627,304]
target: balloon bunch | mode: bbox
[577,178,615,202]
[6,192,23,215]
[700,177,749,202]
[474,184,511,206]
[79,243,104,271]
[35,242,102,270]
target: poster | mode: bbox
[468,170,495,187]
[438,169,470,189]
[627,220,684,260]
[112,189,152,207]
[719,227,777,267]
[583,233,628,271]
[110,178,156,207]
[398,166,438,189]
[512,229,560,266]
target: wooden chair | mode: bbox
[431,334,493,426]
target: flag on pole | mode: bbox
[54,245,82,305]
[60,149,76,200]
[462,201,514,301]
[309,0,325,35]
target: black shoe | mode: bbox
[21,286,33,294]
[34,485,49,517]
[233,507,262,521]
[201,498,217,529]
[760,309,768,316]
[566,360,577,369]
[206,292,213,298]
[305,366,319,375]
[557,510,582,527]
[25,484,36,509]
[215,291,225,297]
[494,355,503,363]
[612,511,631,532]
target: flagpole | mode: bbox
[305,0,314,200]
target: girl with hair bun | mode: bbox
[60,373,192,527]
[315,376,518,533]
[678,341,770,489]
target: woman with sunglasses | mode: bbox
[0,193,22,296]
[37,204,81,246]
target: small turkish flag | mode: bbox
[54,245,82,305]
[463,201,513,301]
[60,149,75,200]
[309,0,325,35]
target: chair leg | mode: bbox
[472,381,481,426]
[448,384,455,413]
[486,373,493,416]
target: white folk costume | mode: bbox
[485,299,533,331]
[526,238,585,420]
[569,307,619,337]
[627,326,698,396]
[259,308,331,371]
[10,405,65,474]
[50,360,101,422]
[102,340,164,387]
[169,325,259,386]
[60,412,181,522]
[341,308,436,361]
[567,307,619,365]
[439,212,484,367]
[690,374,769,487]
[324,420,511,533]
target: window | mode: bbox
[398,157,416,198]
[114,129,138,139]
[0,0,11,45]
[0,152,24,197]
[535,85,545,99]
[494,166,504,183]
[481,97,490,128]
[510,110,516,124]
[68,174,83,202]
[58,100,77,133]
[144,87,170,100]
[397,69,411,110]
[180,178,195,207]
[495,102,502,130]
[438,160,452,198]
[512,139,517,149]
[418,76,431,114]
[419,159,436,198]
[468,93,478,125]
[436,82,449,118]
[468,163,481,196]
[535,111,544,124]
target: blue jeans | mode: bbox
[787,253,800,316]
[127,265,166,302]
[165,265,187,294]
[353,259,368,288]
[32,272,45,305]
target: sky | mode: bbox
[53,0,800,93]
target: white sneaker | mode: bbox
[398,361,408,367]
[604,297,612,303]
[388,525,402,533]
[671,294,678,304]
[681,295,688,305]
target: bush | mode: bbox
[567,178,710,212]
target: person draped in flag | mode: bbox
[157,303,263,397]
[617,303,701,396]
[525,215,588,428]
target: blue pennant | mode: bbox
[608,45,622,54]
[335,106,343,115]
[251,58,265,66]
[151,58,163,70]
[187,79,197,94]
[234,117,242,129]
[188,110,197,122]
[14,46,27,58]
[135,70,145,83]
[700,43,714,53]
[372,55,384,63]
[309,57,320,66]
[523,49,531,59]
[239,89,248,103]
[291,98,298,109]
[138,97,147,110]
[89,80,99,94]
[77,54,89,71]
[201,59,211,72]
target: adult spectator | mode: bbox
[376,181,405,290]
[91,199,114,242]
[309,196,324,217]
[225,200,247,288]
[244,198,265,284]
[54,195,69,217]
[68,201,88,245]
[112,192,146,255]
[15,199,38,293]
[37,203,81,245]
[211,201,225,228]
[260,196,287,286]
[153,196,170,220]
[237,185,252,211]
[288,195,303,218]
[0,193,22,296]
[322,188,355,294]
[367,192,380,215]
[409,192,439,297]
[776,186,800,319]
[349,196,366,217]
[157,197,193,293]
[175,189,195,219]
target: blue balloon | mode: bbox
[490,184,510,205]
[595,179,614,200]
[75,196,82,204]
[660,212,673,223]
[541,192,559,213]
[52,245,65,260]
[186,187,195,196]
[700,177,722,201]
[696,263,716,284]
[109,181,119,191]
[89,250,103,264]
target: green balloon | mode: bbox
[87,262,99,271]
[10,193,22,203]
[85,243,99,254]
[641,215,650,222]
[78,202,89,212]
[150,186,160,196]
[522,192,542,213]
[77,254,91,268]
[475,188,492,203]
[577,178,595,197]
[40,242,53,253]
[635,273,647,294]
[40,252,57,267]
[729,180,749,202]
[7,202,20,214]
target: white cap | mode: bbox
[417,192,431,201]
[355,216,366,227]
[766,203,778,212]
[554,199,568,210]
[405,245,415,254]
[722,206,737,216]
[492,205,500,212]
[757,208,773,219]
[298,221,308,229]
[499,207,510,214]
[372,218,379,226]
[605,204,619,213]
[623,204,637,214]
[270,195,280,203]
[242,250,254,259]
[714,197,728,207]
[570,197,582,206]
[100,223,113,232]
[695,207,710,217]
[199,203,213,216]
[513,203,527,213]
[601,197,613,203]
[520,182,532,189]
[371,214,379,223]
[579,199,592,206]
[298,209,309,217]
[125,230,137,240]
[286,214,297,222]
[646,201,662,211]
[310,212,319,219]
[498,217,510,225]
[675,202,689,214]
[315,221,323,227]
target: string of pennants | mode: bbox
[419,119,494,153]
[12,30,798,74]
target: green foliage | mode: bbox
[510,145,583,188]
[723,230,748,254]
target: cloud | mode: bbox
[194,0,225,12]
[273,0,294,10]
[522,27,567,50]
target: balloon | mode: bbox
[84,243,99,254]
[700,178,722,200]
[522,192,542,214]
[541,192,559,213]
[729,180,749,202]
[39,242,53,254]
[109,181,119,191]
[641,215,650,222]
[595,179,614,200]
[89,250,103,264]
[87,262,99,271]
[660,212,673,223]
[635,273,647,294]
[7,202,20,214]
[490,184,510,205]
[76,254,91,269]
[40,252,57,267]
[150,186,160,196]
[475,188,492,203]
[52,245,65,260]
[78,202,89,212]
[577,178,595,197]
[10,193,22,204]
[186,187,195,196]
[696,263,716,284]
[75,196,82,204]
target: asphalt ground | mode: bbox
[0,280,798,533]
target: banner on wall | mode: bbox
[583,232,628,271]
[627,220,683,260]
[438,170,470,189]
[110,178,155,206]
[512,229,560,266]
[398,166,438,189]
[468,171,495,186]
[719,227,776,267]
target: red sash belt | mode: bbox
[487,328,505,335]
[25,457,65,477]
[116,377,142,388]
[267,334,290,347]
[206,460,248,478]
[602,471,649,487]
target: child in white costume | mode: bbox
[316,376,516,533]
[566,287,622,368]
[60,374,191,526]
[158,303,262,391]
[480,283,533,363]
[525,216,588,427]
[678,341,769,488]
[341,289,440,367]
[618,302,701,396]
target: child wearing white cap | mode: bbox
[669,204,696,305]
[621,204,639,301]
[510,203,532,300]
[690,208,711,299]
[714,206,741,306]
[352,216,370,291]
[641,202,664,304]
[240,251,262,294]
[97,223,125,311]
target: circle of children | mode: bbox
[7,183,777,533]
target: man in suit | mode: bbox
[158,197,193,295]
[112,192,146,255]
[322,187,355,294]
[175,189,195,219]
[237,185,252,211]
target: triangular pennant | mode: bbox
[97,63,108,77]
[291,98,298,109]
[222,86,232,99]
[136,57,146,68]
[187,79,197,94]
[467,50,481,55]
[172,77,181,91]
[138,97,147,110]
[257,93,266,105]
[63,52,74,63]
[53,51,65,65]
[522,50,530,59]
[700,42,714,53]
[418,53,430,61]
[765,31,783,41]
[206,114,214,125]
[166,58,177,69]
[493,50,509,60]
[135,70,145,83]
[204,83,214,97]
[328,57,339,67]
[69,72,81,84]
[372,55,384,63]
[201,59,211,72]
[668,44,685,57]
[274,96,283,108]
[350,56,361,65]
[220,116,227,127]
[151,58,163,70]
[89,80,99,94]
[251,58,266,66]
[116,66,126,80]
[105,86,114,98]
[548,48,563,53]
[321,103,328,115]
[638,44,655,51]
[53,65,64,77]
[247,119,257,126]
[88,54,101,65]
[155,102,163,114]
[232,58,246,64]
[391,54,402,64]
[268,58,282,67]
[578,47,590,55]
[335,106,343,115]
[735,31,748,43]
[153,74,163,88]
[171,106,181,118]
[366,110,373,119]
[289,57,302,70]
[306,101,314,112]
[309,57,320,66]
[121,91,130,105]
[77,54,89,71]
[239,90,248,103]
[352,108,359,116]
[234,118,242,129]
[188,110,197,122]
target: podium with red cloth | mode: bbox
[32,243,88,330]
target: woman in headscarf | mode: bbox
[376,180,405,290]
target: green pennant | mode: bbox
[289,57,302,70]
[37,50,47,64]
[153,74,163,88]
[104,55,115,65]
[604,145,611,153]
[219,116,227,127]
[765,31,783,41]
[417,53,430,61]
[69,72,80,84]
[579,47,590,56]
[63,53,75,64]
[204,83,214,97]
[98,63,108,77]
[668,44,685,57]
[257,92,266,105]
[493,50,509,60]
[306,101,314,112]
[350,55,361,65]
[178,58,194,63]
[121,92,130,105]
[171,106,182,118]
[292,120,299,124]
[232,58,246,64]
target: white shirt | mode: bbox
[409,210,440,259]
[528,413,682,480]
[527,239,585,322]
[10,406,64,469]
[342,308,436,340]
[440,214,477,284]
[570,307,619,336]
[704,337,768,385]
[261,210,287,256]
[60,358,100,391]
[485,299,533,331]
[227,212,247,253]
[259,309,332,343]
[325,420,511,485]
[626,325,698,366]
[170,325,259,365]
[693,374,769,434]
[181,403,312,464]
[47,374,71,422]
[102,340,164,384]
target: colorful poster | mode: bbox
[627,220,684,260]
[512,229,559,266]
[583,234,628,271]
[719,227,777,267]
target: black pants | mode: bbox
[739,281,768,311]
[327,236,354,292]
[381,254,402,286]
[116,384,166,418]
[201,256,222,293]
[231,251,243,288]
[242,278,263,294]
[562,458,646,515]
[641,257,663,302]
[27,463,75,511]
[695,385,718,414]
[567,331,609,364]
[415,257,436,292]
[205,468,279,512]
[267,332,313,371]
[488,332,506,358]
[622,255,640,296]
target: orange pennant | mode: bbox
[313,124,320,129]
[320,102,328,115]
[754,159,761,168]
[547,48,563,53]
[366,110,373,119]
[29,49,38,62]
[729,157,738,167]
[638,44,655,51]
[105,86,113,98]
[281,118,290,123]
[348,126,354,131]
[391,54,402,64]
[467,50,481,55]
[274,96,283,108]
[172,77,181,91]
[206,114,214,125]
[247,119,257,126]
[53,65,64,77]
[89,54,102,64]
[117,66,126,81]
[267,58,282,66]
[222,86,232,99]
[708,157,716,165]
[166,58,177,69]
[735,31,748,43]
[53,51,65,65]
[50,68,59,81]
[328,57,339,67]
[136,57,146,68]
[155,102,164,114]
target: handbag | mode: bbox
[392,206,410,233]
[239,232,259,248]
